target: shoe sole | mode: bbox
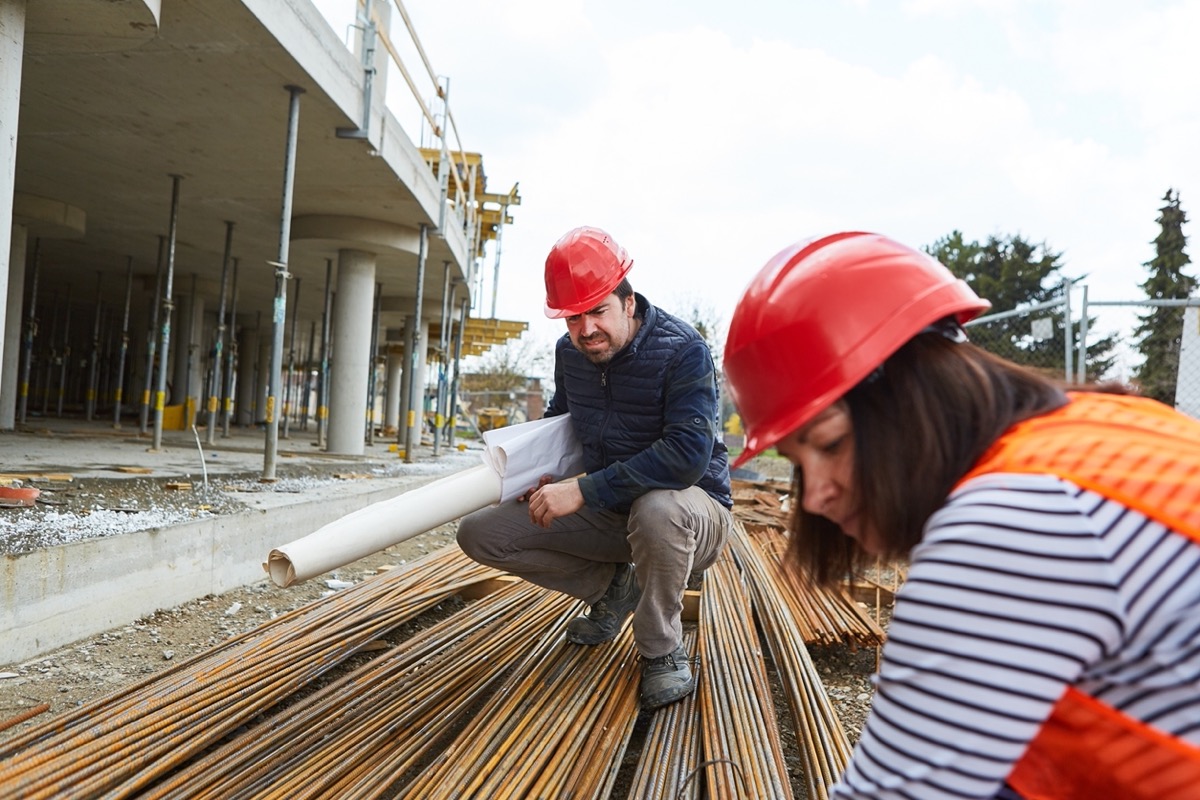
[564,629,621,646]
[640,677,696,710]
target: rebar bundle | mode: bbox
[697,553,795,799]
[743,525,884,648]
[1,503,893,798]
[399,615,640,798]
[731,522,855,799]
[144,581,571,799]
[0,549,502,799]
[625,631,703,800]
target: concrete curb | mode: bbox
[2,472,452,665]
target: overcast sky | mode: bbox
[316,0,1200,377]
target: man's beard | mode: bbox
[574,334,616,365]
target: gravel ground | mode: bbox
[0,449,479,557]
[0,451,887,796]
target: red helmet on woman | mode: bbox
[724,231,990,467]
[544,226,634,318]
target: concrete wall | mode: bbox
[2,474,442,665]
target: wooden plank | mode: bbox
[0,472,74,483]
[456,576,519,601]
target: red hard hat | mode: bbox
[724,231,990,468]
[544,226,634,318]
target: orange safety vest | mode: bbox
[959,392,1200,800]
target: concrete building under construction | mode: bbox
[0,0,526,471]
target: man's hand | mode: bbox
[517,474,555,503]
[527,479,585,528]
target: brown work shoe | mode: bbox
[565,563,640,645]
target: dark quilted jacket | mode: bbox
[546,294,732,513]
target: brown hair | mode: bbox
[788,329,1070,586]
[613,278,634,305]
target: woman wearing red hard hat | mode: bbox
[723,231,1200,800]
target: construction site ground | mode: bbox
[0,418,886,798]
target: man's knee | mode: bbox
[456,508,491,560]
[629,490,688,530]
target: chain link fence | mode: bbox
[963,284,1200,418]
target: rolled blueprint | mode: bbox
[480,414,585,502]
[265,463,503,587]
[265,415,585,587]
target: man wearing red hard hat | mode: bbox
[458,226,733,709]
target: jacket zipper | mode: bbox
[599,368,611,463]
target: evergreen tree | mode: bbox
[1133,189,1195,404]
[926,232,1117,379]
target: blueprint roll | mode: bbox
[265,464,502,587]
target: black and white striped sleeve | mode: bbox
[832,473,1129,799]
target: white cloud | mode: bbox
[1048,2,1200,127]
[320,0,1200,376]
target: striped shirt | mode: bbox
[831,472,1200,799]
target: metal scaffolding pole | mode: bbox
[433,262,451,455]
[490,204,507,319]
[317,258,333,449]
[1077,284,1089,384]
[85,272,103,420]
[282,276,300,438]
[206,221,234,444]
[222,256,240,437]
[263,85,303,480]
[38,294,55,417]
[1062,277,1074,384]
[56,291,70,417]
[301,319,315,430]
[113,256,134,427]
[151,175,182,451]
[181,273,199,425]
[17,238,39,424]
[403,224,428,463]
[139,236,165,434]
[447,294,468,449]
[366,281,380,445]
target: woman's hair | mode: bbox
[788,327,1073,586]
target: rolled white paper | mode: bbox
[481,414,585,502]
[265,463,502,587]
[265,415,586,588]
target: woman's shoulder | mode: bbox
[926,473,1163,569]
[928,473,1117,554]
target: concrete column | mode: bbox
[0,0,27,417]
[383,344,402,434]
[236,324,258,427]
[327,248,375,454]
[0,222,26,428]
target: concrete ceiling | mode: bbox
[15,0,476,344]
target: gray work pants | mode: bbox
[456,486,732,658]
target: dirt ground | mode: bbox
[0,454,885,795]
